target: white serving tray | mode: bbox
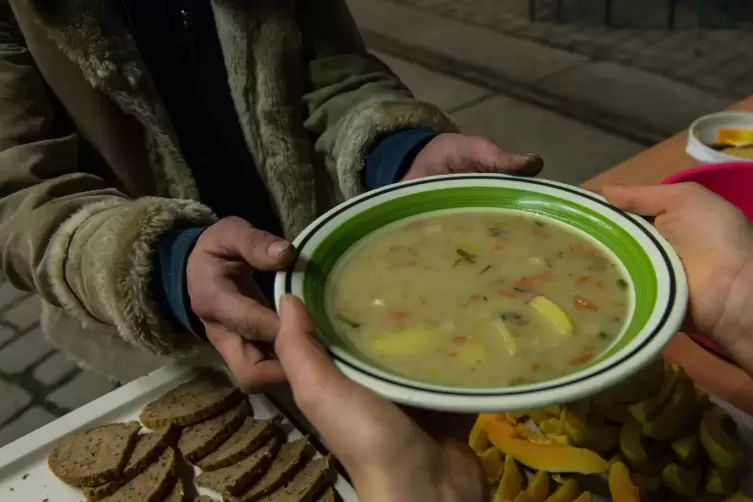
[0,363,357,501]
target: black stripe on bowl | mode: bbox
[283,175,678,398]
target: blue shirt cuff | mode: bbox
[364,128,439,190]
[152,227,208,340]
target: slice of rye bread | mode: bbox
[197,415,283,471]
[100,447,177,502]
[315,488,335,502]
[140,372,244,429]
[227,437,310,502]
[164,479,185,502]
[178,401,249,462]
[84,425,178,500]
[256,456,334,502]
[196,435,282,496]
[48,421,142,487]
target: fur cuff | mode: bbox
[47,197,217,356]
[334,100,457,198]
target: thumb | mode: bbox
[487,150,543,177]
[460,137,543,176]
[274,295,358,426]
[602,184,679,217]
[275,295,342,392]
[210,217,294,271]
[275,295,420,459]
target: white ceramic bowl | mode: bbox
[275,174,688,412]
[687,112,753,163]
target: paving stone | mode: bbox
[33,351,79,387]
[0,327,55,374]
[538,61,734,135]
[0,325,15,346]
[2,295,42,331]
[0,282,27,311]
[0,406,57,448]
[48,371,116,410]
[350,0,587,84]
[371,0,753,100]
[0,378,31,424]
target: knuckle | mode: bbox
[239,322,262,341]
[189,294,215,320]
[471,137,500,155]
[188,283,222,320]
[209,217,252,242]
[243,227,276,249]
[673,182,706,205]
[477,137,499,150]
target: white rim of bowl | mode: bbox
[275,174,688,412]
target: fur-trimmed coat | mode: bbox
[0,0,455,381]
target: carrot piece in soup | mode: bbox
[516,273,551,287]
[390,311,411,319]
[576,276,590,285]
[532,225,549,238]
[498,290,518,299]
[569,349,595,366]
[574,295,599,311]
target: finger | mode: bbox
[214,217,294,271]
[275,295,422,459]
[603,183,703,217]
[207,325,286,393]
[464,139,543,176]
[212,280,280,342]
[274,295,348,401]
[496,152,544,177]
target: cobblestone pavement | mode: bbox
[386,0,753,99]
[0,280,116,448]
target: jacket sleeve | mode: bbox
[0,6,215,356]
[297,0,458,199]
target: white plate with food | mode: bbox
[0,363,357,502]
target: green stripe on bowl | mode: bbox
[302,186,657,383]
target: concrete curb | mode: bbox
[362,30,661,146]
[350,0,734,146]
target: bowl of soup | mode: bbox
[275,174,688,412]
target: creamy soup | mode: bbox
[327,211,629,388]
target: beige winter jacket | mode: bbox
[0,0,455,381]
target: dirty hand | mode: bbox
[604,183,753,368]
[187,217,294,392]
[403,133,543,180]
[275,295,486,502]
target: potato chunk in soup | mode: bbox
[327,212,629,388]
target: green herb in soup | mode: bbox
[327,212,629,388]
